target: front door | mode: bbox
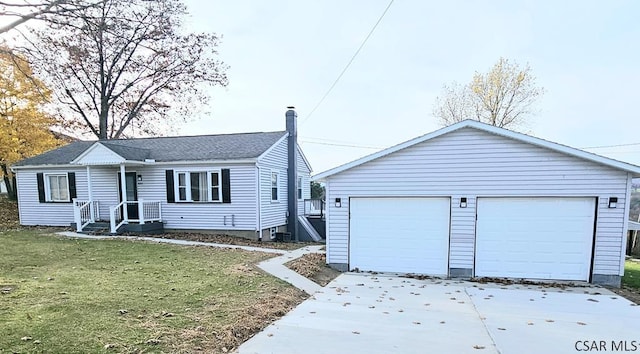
[118,172,138,220]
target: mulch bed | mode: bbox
[610,287,640,305]
[285,253,341,286]
[143,232,315,250]
[0,197,19,230]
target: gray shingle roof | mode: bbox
[13,131,287,166]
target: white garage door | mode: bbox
[475,197,596,281]
[349,197,450,275]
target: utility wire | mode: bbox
[299,140,384,149]
[582,142,640,149]
[300,0,394,125]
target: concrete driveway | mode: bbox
[238,273,640,354]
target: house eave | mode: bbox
[11,159,258,171]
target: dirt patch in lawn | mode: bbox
[144,232,315,251]
[285,253,341,286]
[610,287,640,305]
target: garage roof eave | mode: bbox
[312,120,640,181]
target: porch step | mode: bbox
[79,222,114,235]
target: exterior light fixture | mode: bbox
[608,197,618,208]
[335,198,342,208]
[460,197,467,208]
[137,174,142,182]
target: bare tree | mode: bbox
[433,58,544,130]
[0,0,104,34]
[19,0,228,139]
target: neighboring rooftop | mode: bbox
[13,131,287,166]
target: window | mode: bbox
[175,170,221,202]
[46,174,69,202]
[210,171,221,201]
[297,176,303,200]
[271,171,279,201]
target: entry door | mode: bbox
[118,172,138,219]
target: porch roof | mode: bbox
[13,131,287,168]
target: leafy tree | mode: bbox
[433,58,544,130]
[21,0,228,139]
[311,181,325,200]
[0,51,63,199]
[0,1,105,35]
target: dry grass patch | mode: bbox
[0,231,307,353]
[286,253,341,286]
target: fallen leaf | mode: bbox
[267,334,274,337]
[527,322,534,325]
[368,306,375,309]
[587,298,599,302]
[413,321,421,325]
[497,328,506,331]
[118,309,128,315]
[473,345,486,349]
[352,331,360,335]
[545,319,554,323]
[577,322,587,326]
[343,302,351,307]
[440,321,446,324]
[398,309,404,312]
[21,336,32,341]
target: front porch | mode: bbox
[69,141,164,234]
[73,199,164,234]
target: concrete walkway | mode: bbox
[54,231,324,293]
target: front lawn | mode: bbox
[623,259,640,289]
[0,231,306,353]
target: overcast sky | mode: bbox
[180,0,640,174]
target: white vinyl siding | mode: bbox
[258,137,288,229]
[144,164,256,230]
[325,127,629,276]
[16,168,86,226]
[17,163,258,231]
[297,148,311,216]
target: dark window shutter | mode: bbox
[68,172,77,200]
[165,170,175,203]
[222,169,231,203]
[36,173,45,203]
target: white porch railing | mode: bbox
[303,199,325,218]
[73,199,99,232]
[109,201,126,234]
[109,199,162,234]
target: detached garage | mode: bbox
[313,120,640,287]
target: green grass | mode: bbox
[623,260,640,289]
[0,231,305,353]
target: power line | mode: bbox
[299,140,384,149]
[582,142,640,149]
[300,0,394,125]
